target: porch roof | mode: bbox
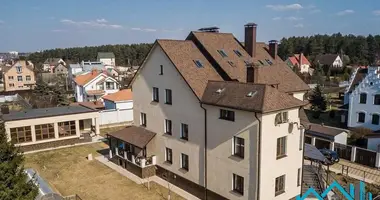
[107,126,156,148]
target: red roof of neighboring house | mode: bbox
[288,54,311,67]
[103,89,133,102]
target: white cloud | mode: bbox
[272,17,282,21]
[294,23,304,28]
[266,4,303,11]
[131,27,157,32]
[60,19,122,29]
[286,16,303,21]
[373,10,380,16]
[336,10,354,16]
[310,9,321,14]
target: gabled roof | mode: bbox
[103,89,133,102]
[2,60,34,73]
[44,58,63,66]
[315,54,339,65]
[157,40,223,99]
[288,54,311,66]
[98,52,115,59]
[107,126,156,149]
[347,68,368,92]
[201,81,306,113]
[74,71,106,86]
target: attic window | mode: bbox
[246,91,257,97]
[228,61,235,67]
[265,59,273,65]
[194,60,203,68]
[258,60,265,65]
[216,88,225,94]
[234,50,243,57]
[217,50,228,58]
[244,61,251,65]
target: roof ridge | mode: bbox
[207,80,270,86]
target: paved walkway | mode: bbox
[95,155,200,200]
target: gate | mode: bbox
[305,136,312,144]
[315,138,330,149]
[334,143,352,161]
[355,148,377,168]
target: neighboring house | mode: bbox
[68,61,105,84]
[2,105,100,152]
[315,54,343,69]
[52,63,68,75]
[3,60,36,91]
[74,70,119,102]
[107,24,310,200]
[105,67,124,81]
[286,53,311,74]
[43,58,66,72]
[97,52,116,66]
[103,89,133,110]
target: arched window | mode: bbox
[372,114,380,125]
[358,112,365,123]
[359,93,367,104]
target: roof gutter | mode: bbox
[254,112,261,200]
[200,103,208,200]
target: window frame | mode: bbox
[159,65,163,75]
[17,76,23,82]
[152,87,159,102]
[35,123,55,141]
[232,173,244,195]
[233,136,245,158]
[57,121,76,138]
[297,168,301,186]
[372,114,380,125]
[276,136,287,159]
[358,112,365,123]
[180,123,188,141]
[181,153,189,171]
[106,82,115,90]
[233,50,243,57]
[26,75,31,81]
[10,126,32,144]
[16,66,22,73]
[140,113,147,127]
[374,94,380,105]
[359,93,367,104]
[194,60,203,68]
[164,119,172,135]
[165,147,172,164]
[165,89,172,105]
[217,49,228,58]
[220,109,235,121]
[8,76,13,80]
[275,175,286,196]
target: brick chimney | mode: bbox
[244,23,257,57]
[299,53,303,68]
[269,40,278,59]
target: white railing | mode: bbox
[111,147,156,168]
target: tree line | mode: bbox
[28,43,153,70]
[278,33,380,66]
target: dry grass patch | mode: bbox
[25,143,184,200]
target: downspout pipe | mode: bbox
[254,112,262,200]
[200,103,208,200]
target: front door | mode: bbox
[79,120,84,130]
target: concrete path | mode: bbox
[95,155,200,200]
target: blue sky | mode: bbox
[1,0,380,52]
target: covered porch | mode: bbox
[107,126,157,178]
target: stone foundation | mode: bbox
[19,136,92,152]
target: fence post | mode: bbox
[311,137,316,146]
[330,142,335,151]
[351,146,357,162]
[376,153,380,168]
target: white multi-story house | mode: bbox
[106,24,310,200]
[73,70,119,102]
[97,52,116,66]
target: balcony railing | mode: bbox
[112,147,156,168]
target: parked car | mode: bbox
[319,148,340,165]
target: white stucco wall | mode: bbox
[204,105,258,200]
[259,108,303,200]
[293,92,306,101]
[300,64,310,73]
[332,57,343,68]
[99,109,133,125]
[132,44,205,186]
[333,132,348,145]
[100,58,115,66]
[367,138,380,152]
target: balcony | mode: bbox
[113,147,157,168]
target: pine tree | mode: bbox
[310,84,327,118]
[0,123,38,200]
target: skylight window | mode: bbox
[246,91,257,97]
[228,61,235,67]
[265,59,273,65]
[258,60,265,65]
[194,60,204,68]
[244,60,251,65]
[234,50,243,57]
[217,50,228,58]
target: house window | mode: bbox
[18,86,23,88]
[180,123,188,140]
[360,93,367,104]
[194,60,203,68]
[275,112,288,125]
[217,49,228,58]
[372,114,379,125]
[58,121,76,137]
[106,82,115,90]
[299,130,303,150]
[153,87,159,102]
[233,50,243,57]
[26,75,31,81]
[265,59,273,65]
[10,126,32,144]
[16,66,22,73]
[276,136,287,159]
[165,89,172,105]
[165,119,172,135]
[358,112,365,123]
[160,65,163,75]
[165,148,172,164]
[297,168,301,186]
[233,174,244,195]
[275,175,286,196]
[8,76,13,80]
[181,153,189,171]
[220,109,235,121]
[374,95,380,105]
[233,136,244,158]
[35,123,55,141]
[8,83,14,87]
[140,113,147,127]
[228,61,235,67]
[17,76,23,82]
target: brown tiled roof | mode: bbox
[107,126,156,148]
[347,68,368,92]
[157,40,223,99]
[304,122,347,137]
[315,54,339,65]
[103,89,133,102]
[201,81,307,113]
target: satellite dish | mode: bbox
[288,123,294,134]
